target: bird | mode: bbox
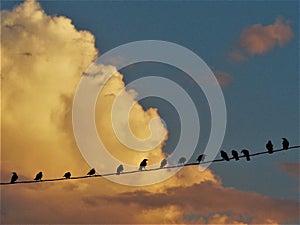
[282,138,289,150]
[220,150,230,161]
[87,168,96,176]
[10,172,18,184]
[231,150,239,160]
[266,140,273,154]
[177,157,186,165]
[160,159,167,168]
[139,159,148,171]
[197,154,206,163]
[63,172,71,179]
[116,164,124,175]
[34,171,43,181]
[241,149,250,161]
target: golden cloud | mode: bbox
[230,17,293,61]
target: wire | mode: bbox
[1,145,299,186]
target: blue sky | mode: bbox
[1,0,299,223]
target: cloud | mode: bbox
[214,70,233,86]
[1,0,98,176]
[1,0,167,179]
[230,17,293,61]
[99,181,299,224]
[191,70,233,87]
[278,162,299,178]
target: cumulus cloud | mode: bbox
[230,17,293,61]
[1,0,167,179]
[1,0,98,176]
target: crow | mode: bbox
[197,154,206,163]
[177,157,186,165]
[266,140,273,154]
[10,172,18,184]
[139,159,148,171]
[87,168,96,176]
[231,150,239,161]
[63,172,71,179]
[220,150,230,161]
[34,171,43,181]
[241,149,250,161]
[282,138,289,150]
[116,165,124,175]
[160,159,167,168]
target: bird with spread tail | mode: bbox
[139,159,148,171]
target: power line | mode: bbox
[1,145,299,186]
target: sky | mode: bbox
[1,0,299,224]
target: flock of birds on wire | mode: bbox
[8,138,290,184]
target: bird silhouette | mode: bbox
[241,149,250,161]
[266,140,273,154]
[34,171,43,181]
[220,150,230,161]
[139,159,148,171]
[282,138,289,150]
[197,154,206,163]
[116,164,124,175]
[63,172,71,179]
[10,172,18,184]
[231,150,239,160]
[87,168,96,176]
[160,159,167,168]
[178,157,186,165]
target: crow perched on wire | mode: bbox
[10,172,18,184]
[34,171,43,181]
[139,159,148,171]
[231,150,239,161]
[63,172,71,179]
[266,140,273,154]
[220,150,230,161]
[87,168,96,176]
[178,157,186,165]
[160,159,167,168]
[116,165,124,175]
[197,154,206,163]
[282,138,289,150]
[241,149,250,161]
